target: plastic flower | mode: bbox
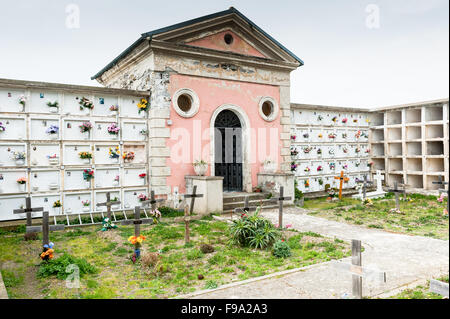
[53,200,62,208]
[110,105,119,111]
[137,98,149,114]
[107,123,120,135]
[79,122,93,133]
[0,122,6,132]
[46,125,59,134]
[139,173,147,178]
[109,147,120,158]
[17,177,27,184]
[79,97,94,109]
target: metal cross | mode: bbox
[26,211,65,246]
[96,192,121,220]
[388,182,406,210]
[334,171,349,200]
[356,175,374,200]
[184,185,204,215]
[13,196,43,227]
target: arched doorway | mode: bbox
[214,110,243,191]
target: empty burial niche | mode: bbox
[388,143,402,156]
[372,158,385,171]
[369,113,384,126]
[426,158,445,172]
[406,142,422,156]
[426,141,444,155]
[389,158,403,171]
[386,111,402,125]
[406,126,421,140]
[389,174,404,186]
[387,128,402,140]
[426,124,444,139]
[407,174,423,189]
[406,108,422,123]
[406,158,422,172]
[371,129,384,142]
[372,143,385,157]
[425,105,443,122]
[427,175,444,190]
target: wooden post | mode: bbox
[278,187,284,229]
[42,211,50,246]
[388,182,405,210]
[184,185,204,215]
[26,212,65,246]
[96,192,121,220]
[134,206,141,237]
[433,176,449,213]
[184,205,190,244]
[352,239,363,299]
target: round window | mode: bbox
[224,33,234,45]
[258,97,279,122]
[173,89,200,118]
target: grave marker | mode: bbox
[184,204,190,244]
[140,190,164,211]
[355,175,373,200]
[184,185,204,215]
[233,196,258,219]
[429,279,449,298]
[121,206,154,234]
[26,211,65,246]
[388,182,405,210]
[96,192,121,221]
[334,171,349,200]
[333,239,386,299]
[13,196,43,227]
[271,186,292,229]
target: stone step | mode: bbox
[222,204,280,216]
[223,193,269,204]
[223,198,277,211]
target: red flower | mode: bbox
[139,173,147,178]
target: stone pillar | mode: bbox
[257,172,295,204]
[185,176,224,215]
[279,85,292,173]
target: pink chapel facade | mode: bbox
[92,8,303,203]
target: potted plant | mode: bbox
[82,200,91,212]
[112,175,120,186]
[122,151,135,162]
[79,97,94,112]
[0,122,6,133]
[109,147,120,163]
[17,177,27,192]
[46,125,59,139]
[317,165,323,172]
[304,166,311,174]
[47,101,59,113]
[109,105,119,115]
[137,98,149,115]
[253,186,263,193]
[12,151,26,165]
[193,159,208,176]
[107,123,120,139]
[79,151,92,164]
[262,158,276,173]
[53,200,62,215]
[83,169,94,188]
[79,122,92,139]
[291,162,298,172]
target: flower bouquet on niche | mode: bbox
[0,122,6,132]
[107,123,120,139]
[79,97,94,111]
[79,122,93,138]
[79,151,92,164]
[109,146,120,163]
[123,151,135,162]
[137,98,149,114]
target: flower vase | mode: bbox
[50,134,58,140]
[18,183,26,192]
[193,164,208,176]
[49,107,58,113]
[111,157,119,164]
[263,162,276,173]
[110,110,117,116]
[82,158,90,164]
[32,186,39,192]
[85,181,91,189]
[82,207,90,212]
[53,207,61,215]
[15,159,25,166]
[111,134,118,140]
[112,181,119,187]
[83,132,90,140]
[134,248,141,259]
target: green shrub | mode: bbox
[37,253,97,280]
[272,240,292,258]
[159,206,185,218]
[228,208,280,249]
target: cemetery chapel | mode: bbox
[91,7,302,201]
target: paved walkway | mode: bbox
[0,271,8,299]
[186,209,449,299]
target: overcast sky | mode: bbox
[0,0,448,108]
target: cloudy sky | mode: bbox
[0,0,448,108]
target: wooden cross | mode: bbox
[184,204,190,244]
[334,171,349,200]
[356,175,373,200]
[13,196,43,227]
[429,279,449,298]
[433,176,449,213]
[140,190,164,211]
[121,206,153,235]
[96,192,121,220]
[184,185,204,215]
[333,239,386,299]
[233,196,258,219]
[388,182,406,210]
[26,211,65,246]
[271,186,292,229]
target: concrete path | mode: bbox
[0,271,8,299]
[186,209,449,299]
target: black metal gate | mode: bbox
[214,110,243,192]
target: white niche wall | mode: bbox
[64,169,90,190]
[94,144,120,165]
[93,120,120,141]
[92,95,119,117]
[63,119,92,140]
[63,192,92,214]
[63,144,92,165]
[95,190,121,211]
[0,195,27,220]
[32,194,61,217]
[29,91,59,114]
[30,143,60,166]
[94,168,120,188]
[121,96,146,118]
[123,188,147,209]
[0,170,27,194]
[0,117,26,140]
[122,167,147,187]
[30,117,60,140]
[30,169,60,193]
[0,143,26,166]
[122,121,147,141]
[0,89,26,112]
[63,93,93,116]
